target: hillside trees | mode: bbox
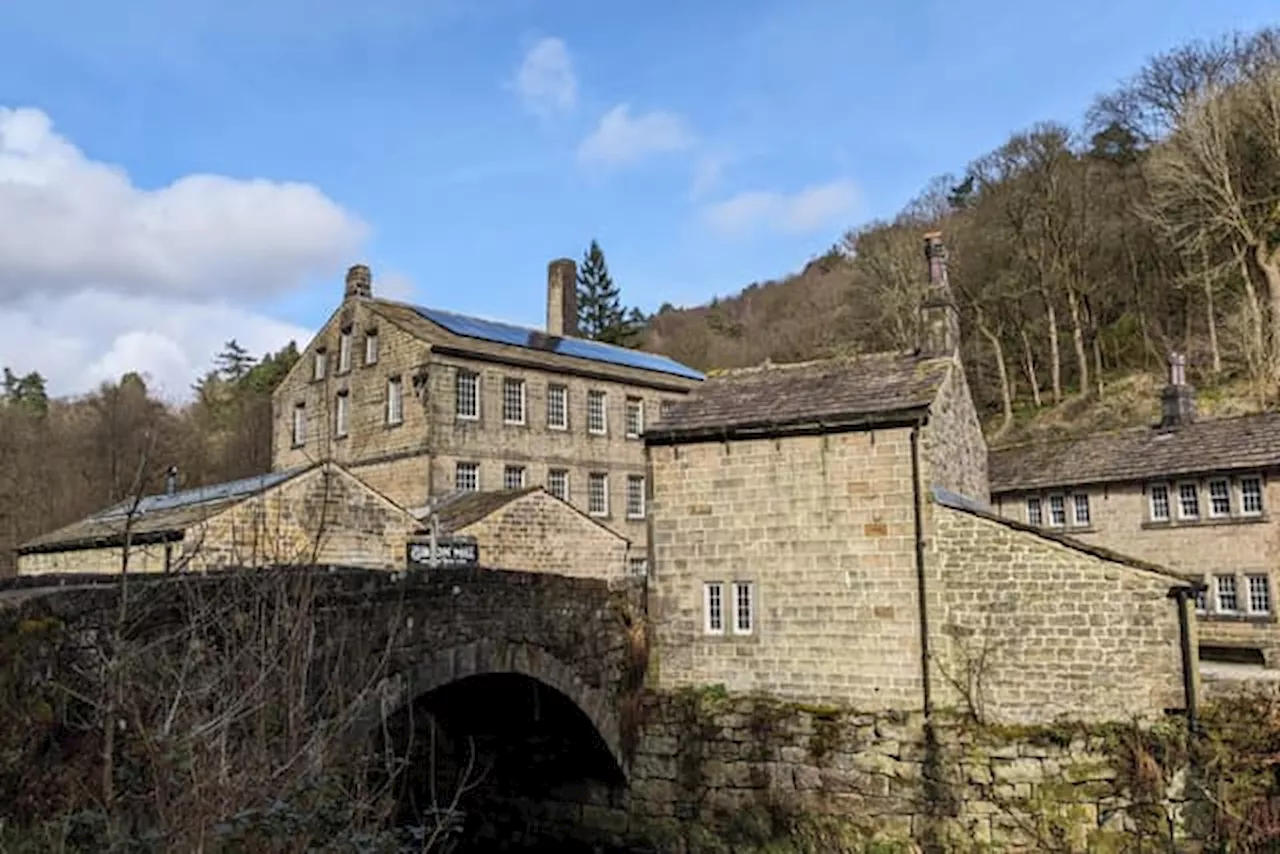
[576,239,647,346]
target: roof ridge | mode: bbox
[990,408,1280,454]
[706,349,928,378]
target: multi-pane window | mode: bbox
[334,392,349,438]
[1242,477,1264,516]
[338,327,352,373]
[547,384,568,430]
[386,376,403,425]
[1208,479,1231,517]
[1026,497,1043,526]
[313,348,327,381]
[625,397,644,438]
[588,472,609,516]
[364,330,379,366]
[1072,493,1091,526]
[1149,484,1170,522]
[292,403,306,447]
[626,475,646,519]
[1048,495,1066,527]
[733,581,755,635]
[587,390,607,435]
[628,557,648,577]
[547,469,569,502]
[704,582,724,634]
[1178,483,1200,519]
[502,378,526,424]
[1248,574,1272,615]
[456,370,479,420]
[1217,575,1239,612]
[455,462,479,492]
[504,465,526,490]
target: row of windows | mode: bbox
[1026,493,1091,528]
[454,462,647,519]
[704,581,755,635]
[1196,573,1272,617]
[291,376,405,446]
[313,326,379,380]
[1023,475,1266,529]
[456,371,644,438]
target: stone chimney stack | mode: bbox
[546,258,579,338]
[344,264,373,300]
[1159,352,1196,430]
[919,231,960,358]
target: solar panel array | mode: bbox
[414,307,705,381]
[92,468,304,520]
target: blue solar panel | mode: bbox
[92,468,305,520]
[414,307,705,381]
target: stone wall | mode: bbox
[17,541,171,575]
[922,363,989,504]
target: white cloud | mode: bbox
[577,104,696,170]
[512,37,577,117]
[702,179,861,237]
[688,153,729,201]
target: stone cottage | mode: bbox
[644,233,1198,725]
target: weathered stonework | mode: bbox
[923,364,989,505]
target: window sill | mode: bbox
[587,431,609,438]
[291,442,306,450]
[548,424,569,432]
[1197,612,1276,624]
[589,512,611,520]
[503,420,527,427]
[385,420,403,430]
[1143,514,1269,531]
[334,434,349,441]
[456,414,480,423]
[626,514,647,522]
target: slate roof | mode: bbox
[426,487,541,533]
[988,411,1280,493]
[646,352,954,443]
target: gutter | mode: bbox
[1169,582,1204,734]
[910,419,933,718]
[646,408,930,448]
[17,529,186,557]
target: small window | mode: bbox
[628,557,648,577]
[547,469,569,502]
[1248,574,1271,615]
[334,391,349,438]
[625,397,644,438]
[1208,479,1231,518]
[1048,495,1066,527]
[292,403,307,447]
[456,370,479,420]
[1242,477,1264,516]
[1178,483,1200,520]
[365,330,379,366]
[1072,493,1090,527]
[587,390,607,435]
[733,581,755,635]
[588,472,609,516]
[1217,575,1239,613]
[502,378,526,425]
[313,348,327,381]
[338,327,352,373]
[1026,497,1042,526]
[386,376,403,426]
[1150,484,1170,522]
[626,475,646,519]
[704,582,725,634]
[504,465,526,490]
[1195,586,1208,614]
[547,384,568,430]
[455,462,479,492]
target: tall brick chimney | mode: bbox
[344,264,372,300]
[919,231,960,358]
[546,258,578,338]
[1159,352,1196,430]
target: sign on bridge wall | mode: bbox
[406,536,480,570]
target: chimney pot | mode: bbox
[1159,352,1196,429]
[918,231,959,357]
[166,465,178,495]
[344,264,373,300]
[546,258,578,338]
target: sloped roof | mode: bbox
[989,411,1280,493]
[646,351,953,443]
[415,487,630,542]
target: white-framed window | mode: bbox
[547,468,569,502]
[547,384,568,430]
[1248,574,1272,615]
[587,390,608,435]
[456,370,479,420]
[338,326,352,373]
[588,472,609,516]
[1217,575,1239,613]
[386,376,403,425]
[628,557,648,577]
[1208,479,1231,518]
[1149,484,1170,522]
[1178,482,1200,520]
[1048,494,1066,527]
[504,465,526,490]
[502,377,526,425]
[625,397,644,438]
[732,581,755,635]
[626,475,646,519]
[1242,477,1264,516]
[292,403,306,447]
[1072,493,1091,526]
[704,582,725,634]
[313,348,327,381]
[1026,497,1042,526]
[364,329,379,366]
[455,462,479,492]
[334,391,349,438]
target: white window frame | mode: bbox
[704,582,725,634]
[1026,496,1042,526]
[1071,493,1090,527]
[502,377,527,425]
[547,468,569,502]
[1177,482,1200,520]
[1149,483,1170,522]
[338,327,353,374]
[587,472,609,517]
[1248,574,1272,616]
[364,329,379,366]
[1216,575,1239,613]
[587,390,608,435]
[626,475,646,520]
[313,348,327,381]
[1207,478,1231,518]
[732,581,755,635]
[504,465,526,490]
[334,392,349,438]
[456,370,479,421]
[455,461,480,492]
[292,403,306,447]
[1241,476,1264,517]
[386,376,403,426]
[627,557,648,577]
[625,397,645,439]
[547,384,568,430]
[1047,494,1066,527]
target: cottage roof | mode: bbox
[416,487,629,542]
[645,351,953,443]
[988,411,1280,493]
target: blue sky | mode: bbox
[0,0,1275,398]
